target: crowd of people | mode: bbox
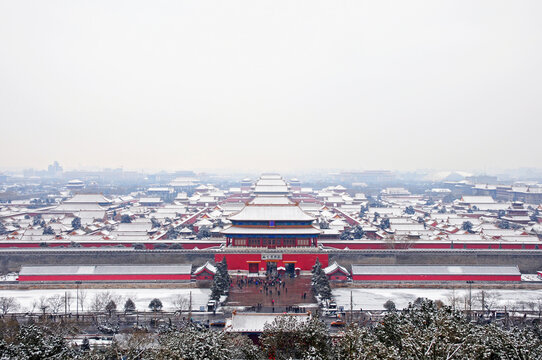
[233,271,310,312]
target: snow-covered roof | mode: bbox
[222,226,321,235]
[389,224,426,231]
[147,187,172,192]
[259,174,283,180]
[229,204,315,221]
[116,223,152,232]
[253,185,289,194]
[194,261,217,275]
[19,264,192,276]
[256,179,287,186]
[324,261,350,276]
[226,313,309,333]
[54,203,105,212]
[139,197,163,203]
[351,265,520,276]
[460,196,495,204]
[195,219,213,227]
[64,194,111,204]
[250,196,293,205]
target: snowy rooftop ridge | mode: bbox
[194,261,217,275]
[324,261,350,276]
[229,204,315,222]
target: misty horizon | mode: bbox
[1,1,541,172]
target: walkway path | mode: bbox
[226,275,316,312]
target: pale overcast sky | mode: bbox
[0,1,540,173]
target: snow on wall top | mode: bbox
[351,265,521,276]
[19,264,192,276]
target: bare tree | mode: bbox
[90,291,121,313]
[462,293,470,312]
[66,292,73,312]
[173,294,190,315]
[0,297,19,315]
[29,300,38,314]
[445,289,462,311]
[79,290,87,313]
[39,296,49,315]
[525,301,537,312]
[474,290,500,314]
[90,293,106,313]
[47,294,64,314]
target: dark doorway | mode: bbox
[285,263,295,277]
[249,263,259,273]
[266,261,277,276]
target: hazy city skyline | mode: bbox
[1,1,541,173]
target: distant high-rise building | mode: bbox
[47,161,63,177]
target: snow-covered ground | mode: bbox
[334,288,542,311]
[522,274,541,282]
[0,273,18,281]
[0,288,210,313]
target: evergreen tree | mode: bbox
[166,227,179,240]
[210,280,222,301]
[380,217,390,230]
[462,221,473,232]
[261,315,332,360]
[498,220,510,229]
[0,222,7,235]
[148,298,163,312]
[352,225,364,239]
[216,257,230,293]
[210,258,230,301]
[124,298,135,313]
[319,219,330,229]
[150,217,161,228]
[383,300,396,312]
[0,324,76,359]
[312,258,322,276]
[340,228,353,240]
[71,216,81,230]
[43,226,54,235]
[32,215,42,226]
[319,281,333,301]
[121,215,132,223]
[105,300,117,316]
[197,226,211,239]
[405,206,415,215]
[156,325,259,360]
[311,258,332,302]
[359,205,368,218]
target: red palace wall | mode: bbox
[352,275,521,282]
[194,269,215,280]
[327,271,349,281]
[215,253,329,272]
[17,274,191,282]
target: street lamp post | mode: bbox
[467,281,474,320]
[76,281,82,318]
